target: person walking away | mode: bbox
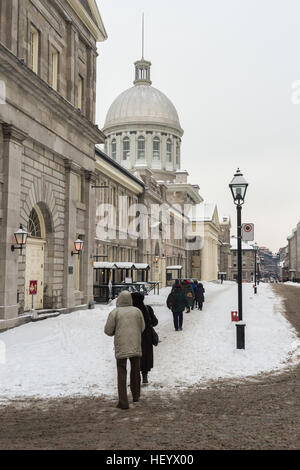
[167,280,189,331]
[131,292,158,385]
[182,280,194,313]
[195,282,205,311]
[190,280,197,309]
[104,290,145,409]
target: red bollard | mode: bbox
[231,311,239,322]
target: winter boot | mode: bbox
[142,372,148,384]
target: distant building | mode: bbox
[279,245,289,282]
[286,223,300,282]
[218,216,232,280]
[258,246,280,281]
[228,236,255,282]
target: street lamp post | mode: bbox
[229,168,249,349]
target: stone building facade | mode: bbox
[218,216,232,280]
[0,0,107,329]
[286,223,300,282]
[228,236,255,282]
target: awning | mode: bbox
[166,265,183,270]
[93,262,117,269]
[93,261,150,270]
[134,263,150,270]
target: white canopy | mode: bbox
[166,265,183,270]
[93,261,150,270]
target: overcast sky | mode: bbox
[95,0,300,252]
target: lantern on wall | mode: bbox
[11,224,28,255]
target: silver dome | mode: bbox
[103,84,183,134]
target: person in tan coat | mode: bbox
[104,290,145,409]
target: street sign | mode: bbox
[29,280,37,295]
[242,223,254,241]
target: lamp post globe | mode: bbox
[229,168,248,205]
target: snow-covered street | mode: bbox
[0,282,299,402]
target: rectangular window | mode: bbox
[30,25,39,74]
[51,48,59,91]
[77,75,83,110]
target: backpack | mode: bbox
[167,291,179,310]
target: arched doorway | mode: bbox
[24,206,46,311]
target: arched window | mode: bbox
[123,137,130,160]
[153,137,160,160]
[176,142,180,165]
[166,139,172,163]
[27,208,42,238]
[137,136,145,160]
[111,139,117,160]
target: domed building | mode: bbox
[103,58,184,181]
[95,55,221,287]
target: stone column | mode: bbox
[82,170,97,305]
[0,124,27,320]
[63,160,80,309]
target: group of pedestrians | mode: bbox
[167,279,205,331]
[104,279,205,410]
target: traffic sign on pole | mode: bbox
[242,223,254,241]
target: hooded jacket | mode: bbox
[104,290,145,359]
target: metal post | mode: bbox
[237,204,243,321]
[254,249,257,294]
[236,203,245,349]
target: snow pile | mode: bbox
[0,282,299,401]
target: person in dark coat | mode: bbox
[167,280,189,331]
[193,280,199,309]
[131,292,158,385]
[195,282,205,310]
[182,280,194,313]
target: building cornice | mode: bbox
[0,43,105,144]
[95,150,144,195]
[102,121,184,139]
[166,183,204,204]
[66,0,108,41]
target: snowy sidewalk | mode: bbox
[0,282,299,402]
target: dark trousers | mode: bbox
[116,357,141,408]
[198,301,203,310]
[172,311,183,330]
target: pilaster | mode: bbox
[0,124,28,319]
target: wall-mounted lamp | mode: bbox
[71,238,84,256]
[153,255,160,264]
[11,224,28,255]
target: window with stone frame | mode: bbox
[166,139,172,162]
[27,208,42,238]
[123,137,130,160]
[137,136,145,160]
[51,47,59,91]
[153,137,160,160]
[30,25,40,74]
[111,139,117,160]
